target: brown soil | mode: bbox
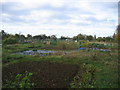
[2,61,79,88]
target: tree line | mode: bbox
[0,25,119,44]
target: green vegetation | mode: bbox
[1,29,119,88]
[70,64,96,88]
[3,71,34,88]
[2,43,118,88]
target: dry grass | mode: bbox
[62,51,80,59]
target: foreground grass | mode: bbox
[2,43,119,88]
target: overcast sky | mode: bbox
[0,0,119,37]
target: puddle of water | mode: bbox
[37,50,56,54]
[15,50,57,56]
[15,49,72,57]
[15,47,111,56]
[78,47,111,52]
[78,48,86,50]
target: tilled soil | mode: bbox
[2,61,79,88]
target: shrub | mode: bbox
[81,42,91,47]
[70,64,96,88]
[57,41,78,50]
[3,71,35,88]
[57,41,67,50]
[3,37,18,44]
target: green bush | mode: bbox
[3,71,35,88]
[57,41,78,50]
[3,37,18,44]
[70,64,96,88]
[81,42,92,47]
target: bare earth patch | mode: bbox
[3,61,79,88]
